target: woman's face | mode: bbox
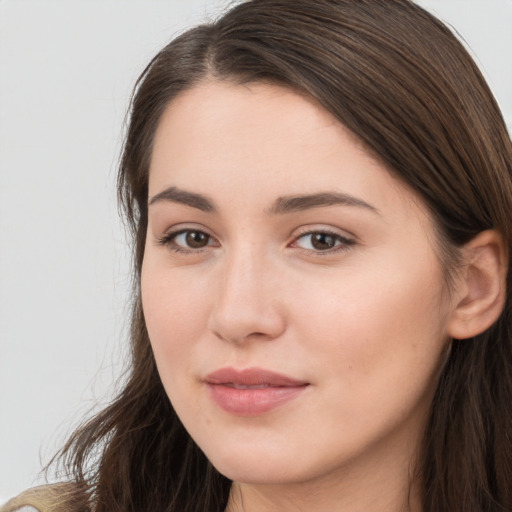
[142,81,456,487]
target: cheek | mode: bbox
[141,261,211,379]
[293,253,450,400]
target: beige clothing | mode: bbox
[0,484,79,512]
[4,508,38,512]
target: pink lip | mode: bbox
[204,367,309,416]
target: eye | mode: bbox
[292,231,354,252]
[158,229,217,252]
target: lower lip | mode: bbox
[207,384,308,416]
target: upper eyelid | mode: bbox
[161,223,216,237]
[294,230,350,241]
[159,225,356,240]
[161,225,353,236]
[165,227,217,240]
[291,225,356,241]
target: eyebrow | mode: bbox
[148,186,378,215]
[148,186,216,212]
[267,192,379,215]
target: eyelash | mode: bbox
[157,229,218,254]
[157,228,355,255]
[291,229,356,254]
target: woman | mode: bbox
[3,0,512,511]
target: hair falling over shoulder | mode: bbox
[45,1,512,511]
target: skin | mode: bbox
[141,81,463,512]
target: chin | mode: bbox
[213,460,301,486]
[201,442,318,485]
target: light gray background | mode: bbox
[1,0,511,503]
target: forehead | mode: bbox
[149,80,428,224]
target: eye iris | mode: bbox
[311,233,337,250]
[185,231,209,248]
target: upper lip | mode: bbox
[204,367,309,387]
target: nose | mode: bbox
[207,244,286,344]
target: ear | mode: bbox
[448,230,508,340]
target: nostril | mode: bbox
[213,330,275,344]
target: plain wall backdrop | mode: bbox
[1,0,511,503]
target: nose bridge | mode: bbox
[209,238,285,343]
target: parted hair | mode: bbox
[36,1,512,511]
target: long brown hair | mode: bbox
[50,1,512,511]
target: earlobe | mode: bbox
[448,230,508,340]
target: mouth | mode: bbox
[204,367,310,416]
[222,383,283,389]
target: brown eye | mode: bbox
[160,229,215,251]
[293,231,354,253]
[310,233,338,250]
[185,230,210,248]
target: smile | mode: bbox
[204,367,309,416]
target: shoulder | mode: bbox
[2,508,39,512]
[1,483,85,512]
